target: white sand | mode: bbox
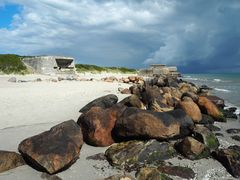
[0,74,239,180]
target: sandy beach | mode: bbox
[0,73,239,180]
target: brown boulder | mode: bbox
[78,104,126,146]
[177,99,202,123]
[206,95,225,109]
[119,95,145,109]
[119,88,131,94]
[113,108,194,141]
[175,136,210,160]
[18,120,83,174]
[79,94,118,114]
[0,151,25,173]
[198,96,226,122]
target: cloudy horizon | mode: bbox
[0,0,240,73]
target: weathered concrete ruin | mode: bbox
[22,56,76,75]
[139,64,181,77]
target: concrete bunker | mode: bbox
[22,56,76,75]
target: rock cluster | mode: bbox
[1,74,240,180]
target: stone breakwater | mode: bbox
[1,74,240,179]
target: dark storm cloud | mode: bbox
[0,0,239,72]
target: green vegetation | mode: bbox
[0,54,28,74]
[75,64,137,74]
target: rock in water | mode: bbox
[197,96,226,122]
[136,167,172,180]
[113,108,193,141]
[18,120,83,174]
[0,151,25,173]
[177,99,202,123]
[213,145,240,178]
[79,94,118,113]
[105,140,177,169]
[193,125,219,151]
[78,104,126,146]
[175,136,210,160]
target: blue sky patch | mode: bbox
[0,4,21,28]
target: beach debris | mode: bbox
[176,98,202,123]
[213,145,240,178]
[136,167,172,180]
[193,125,219,151]
[226,128,240,134]
[18,120,83,174]
[175,136,210,160]
[119,95,145,109]
[113,108,193,141]
[8,77,17,82]
[157,165,195,179]
[105,140,177,170]
[104,174,135,180]
[0,151,25,173]
[197,96,226,122]
[79,94,118,114]
[78,104,126,146]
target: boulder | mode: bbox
[157,165,195,179]
[181,92,199,102]
[206,95,225,109]
[204,124,221,132]
[105,140,177,169]
[213,145,240,178]
[193,125,219,151]
[79,94,118,113]
[226,128,240,134]
[78,104,126,146]
[222,108,238,119]
[177,99,202,123]
[18,120,83,174]
[102,76,118,82]
[119,95,145,109]
[136,167,172,180]
[175,136,210,160]
[231,135,240,142]
[119,88,131,94]
[113,108,194,141]
[104,174,135,180]
[129,85,142,98]
[197,96,226,122]
[197,114,214,125]
[0,151,25,173]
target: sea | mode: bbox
[182,73,240,115]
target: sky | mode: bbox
[0,0,240,73]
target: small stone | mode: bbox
[136,167,172,180]
[104,174,135,180]
[215,133,224,137]
[8,77,17,82]
[204,124,221,132]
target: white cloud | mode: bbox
[0,0,240,72]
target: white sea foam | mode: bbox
[213,78,221,82]
[214,88,231,92]
[225,102,240,115]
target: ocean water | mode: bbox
[182,73,240,114]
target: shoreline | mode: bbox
[0,73,239,180]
